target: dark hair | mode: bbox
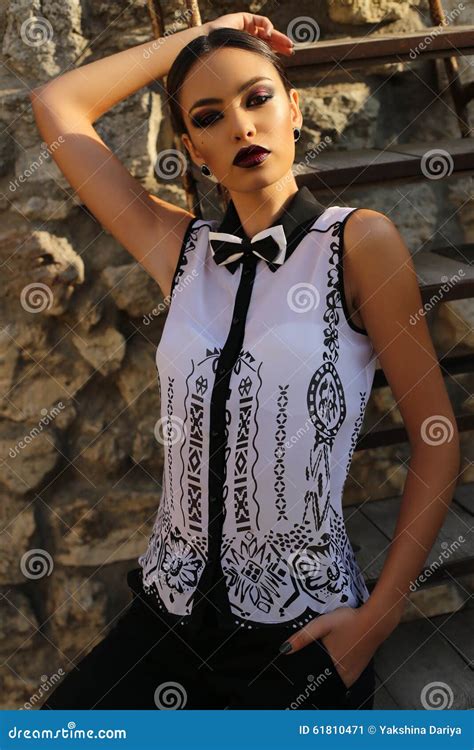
[165,27,294,138]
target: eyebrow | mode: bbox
[189,76,274,114]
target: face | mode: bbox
[179,47,302,194]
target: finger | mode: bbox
[247,14,277,41]
[242,14,294,52]
[257,23,274,40]
[280,626,320,654]
[280,613,333,654]
[253,21,273,41]
[264,30,296,56]
[269,28,295,49]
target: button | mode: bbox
[243,267,251,276]
[345,689,351,698]
[210,495,219,504]
[217,366,226,376]
[211,428,219,437]
[232,315,240,325]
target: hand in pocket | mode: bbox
[278,605,382,691]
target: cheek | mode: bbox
[271,106,291,128]
[263,106,294,143]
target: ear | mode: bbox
[288,88,302,130]
[181,133,203,167]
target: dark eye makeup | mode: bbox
[190,89,274,129]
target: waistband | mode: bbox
[126,566,302,638]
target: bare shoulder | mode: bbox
[344,207,404,254]
[342,208,410,310]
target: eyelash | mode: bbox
[191,92,273,129]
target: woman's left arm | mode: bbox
[280,209,462,687]
[345,208,461,632]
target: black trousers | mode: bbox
[40,574,375,711]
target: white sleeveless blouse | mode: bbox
[137,187,377,632]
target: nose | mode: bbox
[230,107,256,141]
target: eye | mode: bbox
[191,91,274,129]
[250,93,273,106]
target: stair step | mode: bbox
[343,486,474,592]
[283,25,474,79]
[295,137,474,191]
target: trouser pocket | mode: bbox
[313,639,375,709]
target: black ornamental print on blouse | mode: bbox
[137,186,376,633]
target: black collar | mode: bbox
[215,186,326,273]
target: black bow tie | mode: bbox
[209,225,287,274]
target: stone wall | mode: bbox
[0,0,472,708]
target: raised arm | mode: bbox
[28,25,209,298]
[28,13,294,299]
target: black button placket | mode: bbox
[190,254,259,628]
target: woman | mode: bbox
[31,13,460,711]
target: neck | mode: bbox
[227,178,299,239]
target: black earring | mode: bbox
[201,163,212,176]
[293,127,301,142]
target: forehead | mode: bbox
[179,47,279,111]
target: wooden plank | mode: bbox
[357,413,474,450]
[295,147,417,190]
[373,676,400,709]
[283,26,474,79]
[361,495,474,571]
[434,607,474,668]
[389,138,474,163]
[345,498,474,590]
[342,504,389,581]
[374,612,473,708]
[295,138,474,190]
[413,250,474,302]
[401,578,470,621]
[453,483,474,516]
[432,242,474,265]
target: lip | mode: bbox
[233,145,271,167]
